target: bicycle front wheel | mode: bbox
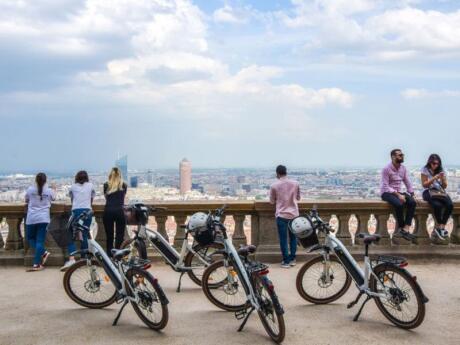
[201,260,249,312]
[296,255,351,304]
[254,275,285,344]
[125,267,169,330]
[370,264,425,329]
[63,259,117,309]
[184,242,224,286]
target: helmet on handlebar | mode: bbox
[289,216,319,248]
[187,212,215,245]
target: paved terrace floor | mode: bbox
[1,261,459,345]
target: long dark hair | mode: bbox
[425,154,443,175]
[75,170,89,184]
[35,173,47,200]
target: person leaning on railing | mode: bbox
[380,149,417,243]
[103,167,127,256]
[24,173,56,271]
[421,154,453,241]
[60,170,96,272]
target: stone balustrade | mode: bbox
[0,200,459,265]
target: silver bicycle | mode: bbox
[295,208,428,329]
[63,210,169,330]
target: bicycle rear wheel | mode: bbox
[63,259,117,309]
[296,255,351,304]
[201,260,249,312]
[184,242,224,286]
[125,267,169,330]
[254,275,285,344]
[370,264,425,329]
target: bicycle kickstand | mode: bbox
[347,291,363,309]
[353,296,371,322]
[176,272,185,293]
[112,298,129,326]
[237,307,255,332]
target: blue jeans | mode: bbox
[67,208,91,256]
[26,223,48,265]
[276,217,297,264]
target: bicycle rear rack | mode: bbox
[374,255,407,266]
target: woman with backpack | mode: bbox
[60,170,95,271]
[25,173,56,271]
[421,154,453,241]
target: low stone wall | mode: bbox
[0,200,459,265]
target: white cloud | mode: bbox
[213,5,245,24]
[401,88,460,99]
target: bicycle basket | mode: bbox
[289,216,319,248]
[124,204,149,226]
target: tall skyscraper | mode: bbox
[115,155,128,182]
[130,176,138,188]
[179,158,192,194]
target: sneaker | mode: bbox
[431,228,447,241]
[41,251,51,266]
[289,260,297,267]
[60,259,76,272]
[393,228,417,243]
[281,262,290,269]
[27,264,44,272]
[440,229,449,238]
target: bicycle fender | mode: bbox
[260,276,284,315]
[152,277,169,305]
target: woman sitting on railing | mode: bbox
[25,173,55,271]
[421,154,453,241]
[61,170,95,271]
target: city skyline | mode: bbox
[1,1,459,171]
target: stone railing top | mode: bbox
[0,200,459,217]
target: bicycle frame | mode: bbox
[319,233,390,299]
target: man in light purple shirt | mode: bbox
[269,165,300,268]
[381,149,417,243]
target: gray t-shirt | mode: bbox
[421,167,444,192]
[25,185,56,225]
[69,182,95,210]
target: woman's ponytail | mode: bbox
[35,173,47,201]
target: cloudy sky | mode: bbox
[1,0,460,172]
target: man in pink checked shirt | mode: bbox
[381,149,417,243]
[269,165,300,268]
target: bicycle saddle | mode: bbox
[111,248,131,261]
[237,245,257,256]
[357,233,381,244]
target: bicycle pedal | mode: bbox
[234,309,247,320]
[115,294,125,304]
[347,301,356,309]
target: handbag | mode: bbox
[428,187,448,200]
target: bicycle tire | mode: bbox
[125,267,169,330]
[370,263,425,329]
[201,260,250,312]
[184,242,224,286]
[63,259,117,309]
[296,255,352,304]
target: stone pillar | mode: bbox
[354,213,369,245]
[251,214,259,246]
[232,214,247,246]
[414,213,431,245]
[451,215,460,244]
[375,214,390,245]
[155,215,168,240]
[5,217,24,250]
[337,214,352,245]
[173,215,187,248]
[0,220,4,249]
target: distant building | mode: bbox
[237,176,246,183]
[146,170,154,185]
[179,158,192,194]
[242,184,251,193]
[130,176,138,188]
[115,155,128,182]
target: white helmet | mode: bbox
[187,212,209,231]
[290,217,314,238]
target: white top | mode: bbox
[420,167,444,192]
[69,182,95,210]
[25,185,56,225]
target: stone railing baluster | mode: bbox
[5,216,24,250]
[232,214,248,246]
[452,214,460,244]
[154,215,168,240]
[414,213,430,245]
[375,214,390,245]
[173,214,187,248]
[337,214,352,245]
